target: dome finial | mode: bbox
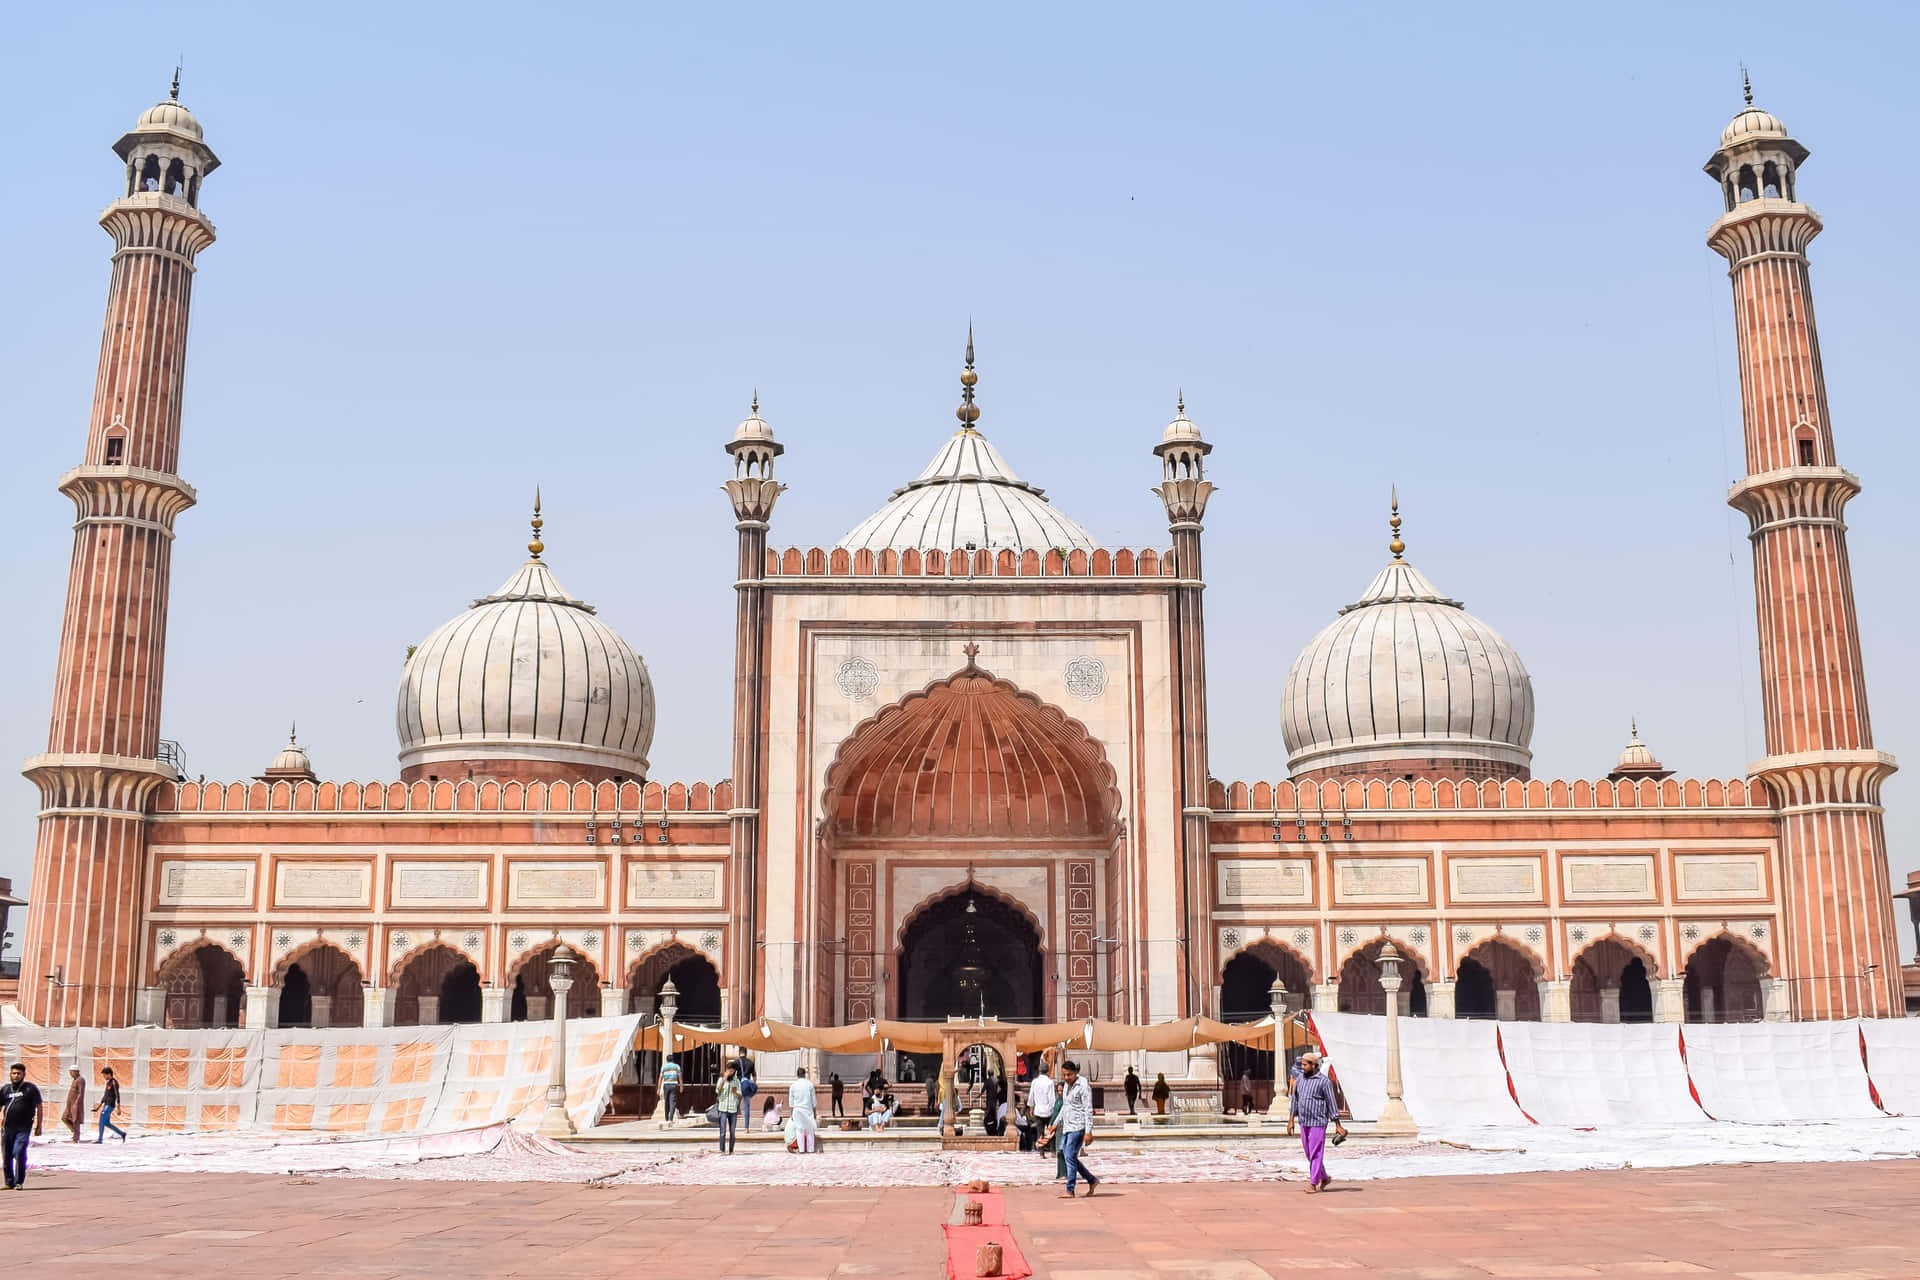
[170,62,181,102]
[528,486,545,560]
[1742,64,1753,107]
[288,721,298,745]
[751,388,759,415]
[1388,485,1405,560]
[956,324,981,428]
[1176,388,1185,416]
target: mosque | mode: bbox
[13,80,1909,1094]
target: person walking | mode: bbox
[785,1066,818,1153]
[1240,1067,1257,1115]
[1049,1059,1100,1198]
[96,1066,127,1142]
[658,1055,682,1125]
[734,1051,757,1130]
[1027,1058,1061,1176]
[1289,1051,1345,1192]
[2,1063,44,1190]
[829,1072,845,1119]
[1151,1071,1170,1116]
[714,1064,742,1154]
[61,1066,86,1143]
[1123,1066,1141,1115]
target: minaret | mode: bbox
[1707,80,1902,1018]
[1152,394,1215,1018]
[723,392,784,1022]
[20,80,218,1026]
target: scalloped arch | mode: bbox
[158,934,250,982]
[1460,932,1548,981]
[821,663,1122,839]
[1221,936,1317,986]
[1569,930,1663,980]
[894,880,1049,954]
[1335,931,1433,981]
[1679,927,1772,975]
[271,937,364,985]
[506,937,604,987]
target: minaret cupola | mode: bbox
[115,70,219,206]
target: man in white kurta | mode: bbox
[784,1066,819,1153]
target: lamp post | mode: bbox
[537,944,578,1138]
[1265,977,1291,1120]
[650,978,680,1124]
[1373,942,1418,1137]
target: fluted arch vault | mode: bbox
[822,664,1122,839]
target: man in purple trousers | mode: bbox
[1288,1052,1344,1192]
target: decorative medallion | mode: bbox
[1291,928,1313,950]
[1221,928,1242,951]
[627,931,646,953]
[1338,928,1357,948]
[582,933,600,951]
[462,932,482,951]
[835,657,879,701]
[1524,926,1544,944]
[275,932,293,949]
[391,931,411,951]
[1569,925,1588,944]
[346,933,364,951]
[1682,924,1700,941]
[158,929,177,948]
[1637,925,1657,943]
[1063,656,1107,701]
[1454,927,1474,945]
[699,931,721,952]
[510,932,529,952]
[1410,927,1428,946]
[228,931,249,951]
[1749,922,1767,939]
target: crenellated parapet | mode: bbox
[155,776,736,816]
[764,544,1177,580]
[1207,774,1768,814]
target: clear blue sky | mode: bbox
[3,2,1916,959]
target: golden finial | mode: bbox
[528,486,545,559]
[956,325,980,427]
[1388,485,1405,560]
[751,389,759,416]
[288,721,298,745]
[170,64,182,102]
[1176,388,1185,417]
[1741,65,1753,108]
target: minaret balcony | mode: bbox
[57,464,197,528]
[1748,748,1898,810]
[1726,464,1859,534]
[1708,200,1822,263]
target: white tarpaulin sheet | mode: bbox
[1309,1011,1524,1127]
[1497,1021,1705,1127]
[1681,1021,1883,1123]
[0,1015,639,1136]
[1860,1018,1920,1115]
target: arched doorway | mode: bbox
[1338,940,1427,1017]
[393,945,483,1026]
[508,944,601,1021]
[1454,938,1541,1020]
[1570,938,1654,1024]
[898,889,1043,1022]
[1684,935,1765,1023]
[1219,942,1313,1112]
[160,943,247,1029]
[275,944,363,1028]
[629,946,724,1115]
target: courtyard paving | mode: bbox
[0,1160,1913,1278]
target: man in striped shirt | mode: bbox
[1048,1060,1100,1197]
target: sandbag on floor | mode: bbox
[1497,1022,1705,1126]
[1309,1011,1524,1127]
[1681,1021,1884,1123]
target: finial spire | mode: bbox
[528,487,545,559]
[1177,388,1185,416]
[170,64,181,101]
[288,721,297,745]
[1388,486,1405,560]
[1741,65,1752,107]
[1630,715,1639,738]
[956,325,980,428]
[751,389,759,415]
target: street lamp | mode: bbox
[1373,943,1418,1137]
[1264,977,1291,1120]
[537,944,578,1138]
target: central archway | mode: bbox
[898,888,1044,1022]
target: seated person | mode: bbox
[762,1096,782,1131]
[866,1090,897,1131]
[1013,1103,1039,1152]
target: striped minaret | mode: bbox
[19,80,218,1026]
[1707,82,1901,1019]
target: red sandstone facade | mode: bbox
[11,85,1904,1054]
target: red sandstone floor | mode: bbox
[0,1161,1913,1277]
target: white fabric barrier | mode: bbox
[1498,1022,1704,1127]
[0,1014,639,1136]
[1681,1022,1883,1123]
[1309,1011,1524,1127]
[1860,1018,1920,1115]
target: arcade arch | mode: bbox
[508,942,601,1021]
[1683,934,1767,1023]
[897,887,1044,1022]
[159,942,247,1029]
[1569,936,1655,1024]
[1455,936,1542,1021]
[1339,939,1427,1016]
[274,942,363,1028]
[392,944,482,1026]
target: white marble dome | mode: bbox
[1721,106,1788,147]
[135,98,205,140]
[839,426,1098,554]
[1281,557,1534,776]
[396,555,654,778]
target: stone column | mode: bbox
[1762,978,1791,1022]
[362,987,394,1027]
[310,995,333,1029]
[1311,982,1340,1013]
[417,995,441,1025]
[601,985,629,1017]
[1427,980,1457,1019]
[650,979,679,1123]
[1540,980,1572,1023]
[210,993,231,1028]
[481,987,510,1023]
[134,986,165,1025]
[243,986,275,1030]
[538,944,578,1138]
[1494,989,1517,1022]
[1186,1038,1220,1086]
[1700,988,1717,1024]
[1652,978,1686,1024]
[1265,979,1291,1119]
[527,995,549,1020]
[1373,942,1418,1137]
[1598,983,1621,1025]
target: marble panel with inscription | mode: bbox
[627,863,723,907]
[274,863,371,908]
[1562,856,1656,902]
[158,861,255,907]
[1448,858,1542,904]
[1216,860,1311,905]
[391,862,488,908]
[509,862,605,908]
[1333,859,1427,904]
[1674,855,1768,900]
